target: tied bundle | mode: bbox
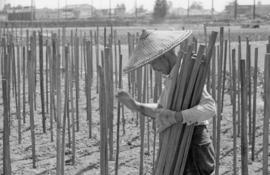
[155,31,217,175]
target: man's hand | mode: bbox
[116,90,139,112]
[155,108,183,133]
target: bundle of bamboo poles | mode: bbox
[155,31,217,174]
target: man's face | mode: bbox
[150,55,171,75]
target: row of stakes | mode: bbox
[1,26,270,175]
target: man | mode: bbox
[116,29,216,174]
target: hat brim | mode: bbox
[123,30,192,73]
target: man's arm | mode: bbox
[181,87,217,125]
[116,90,184,132]
[136,102,158,118]
[116,90,159,118]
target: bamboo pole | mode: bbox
[95,27,100,94]
[2,78,11,175]
[162,46,204,175]
[137,67,144,175]
[33,32,37,111]
[109,31,115,161]
[104,47,114,161]
[89,30,93,82]
[146,65,150,154]
[22,46,26,123]
[86,41,92,138]
[80,31,83,79]
[118,40,125,136]
[11,43,18,122]
[98,65,108,175]
[70,37,76,165]
[152,70,159,174]
[228,28,232,104]
[246,38,252,145]
[75,34,80,131]
[50,34,56,142]
[263,53,270,175]
[26,29,29,71]
[55,33,63,175]
[104,27,107,48]
[83,33,87,80]
[127,33,131,94]
[215,32,223,175]
[115,54,122,175]
[240,59,248,175]
[177,32,217,174]
[219,27,224,117]
[60,45,69,175]
[251,47,258,161]
[62,27,66,69]
[17,42,21,144]
[150,66,153,98]
[193,37,198,53]
[232,49,237,175]
[114,30,118,89]
[67,43,71,149]
[156,44,190,174]
[46,40,49,114]
[177,57,207,174]
[45,32,49,114]
[221,40,228,112]
[237,36,242,137]
[39,31,46,133]
[2,38,12,174]
[28,47,36,168]
[212,47,216,150]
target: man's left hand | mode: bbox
[155,108,182,133]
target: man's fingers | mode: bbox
[116,91,130,98]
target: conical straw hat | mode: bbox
[123,29,192,73]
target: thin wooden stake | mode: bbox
[240,59,248,175]
[251,48,258,161]
[39,31,46,133]
[17,43,21,144]
[60,45,69,174]
[232,49,237,175]
[212,47,217,150]
[46,35,49,114]
[70,40,76,165]
[221,40,228,113]
[114,30,118,88]
[262,53,270,175]
[98,65,108,175]
[104,47,114,161]
[237,36,242,137]
[246,38,252,145]
[86,41,92,138]
[115,54,122,175]
[28,48,36,168]
[56,33,62,175]
[215,28,223,175]
[118,40,125,136]
[2,39,12,174]
[95,27,100,94]
[22,46,26,123]
[75,35,80,131]
[136,67,144,175]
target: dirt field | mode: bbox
[0,26,270,174]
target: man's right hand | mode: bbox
[116,90,139,111]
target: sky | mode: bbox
[2,0,270,12]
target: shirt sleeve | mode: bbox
[181,86,217,125]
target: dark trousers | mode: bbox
[184,125,215,175]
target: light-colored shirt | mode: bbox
[158,65,216,125]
